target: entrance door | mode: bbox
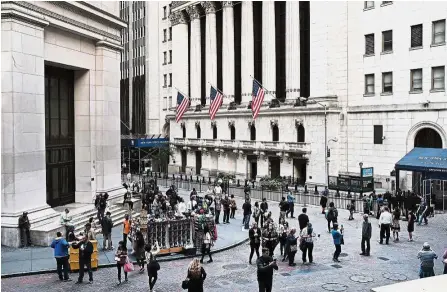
[269,157,281,178]
[45,66,75,207]
[181,150,187,173]
[195,151,202,175]
[293,159,307,186]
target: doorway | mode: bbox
[293,159,307,186]
[195,151,202,175]
[269,157,281,178]
[45,66,75,207]
[248,155,257,180]
[181,150,187,173]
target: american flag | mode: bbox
[175,91,190,123]
[251,79,265,119]
[209,86,223,120]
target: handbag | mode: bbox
[290,244,298,252]
[181,278,189,289]
[124,257,135,272]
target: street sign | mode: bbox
[361,167,374,177]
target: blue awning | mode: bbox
[395,147,447,174]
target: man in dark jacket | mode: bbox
[18,212,32,248]
[72,235,94,284]
[101,212,113,250]
[298,208,309,232]
[222,195,231,224]
[260,198,269,228]
[97,193,107,222]
[51,231,71,281]
[279,197,289,223]
[360,214,372,256]
[257,247,278,292]
[242,199,252,229]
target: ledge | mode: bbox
[430,89,445,93]
[363,6,375,12]
[380,2,393,7]
[381,50,393,55]
[430,42,445,48]
[380,92,393,96]
[409,46,423,51]
[363,93,375,97]
[409,90,423,94]
[363,53,375,58]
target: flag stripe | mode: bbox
[209,86,223,120]
[175,92,189,123]
[251,80,265,119]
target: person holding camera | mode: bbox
[257,247,278,292]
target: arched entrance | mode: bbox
[414,128,442,148]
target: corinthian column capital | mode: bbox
[201,1,217,14]
[169,10,188,26]
[186,4,201,20]
[222,1,233,8]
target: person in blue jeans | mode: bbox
[51,231,71,282]
[331,223,343,262]
[242,199,252,230]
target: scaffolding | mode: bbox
[422,179,447,213]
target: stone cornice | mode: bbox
[62,1,127,29]
[347,102,447,114]
[1,1,120,42]
[77,1,127,27]
[186,4,201,20]
[96,40,123,52]
[201,1,217,14]
[1,4,49,28]
[171,1,189,10]
[169,10,188,26]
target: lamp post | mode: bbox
[359,162,364,197]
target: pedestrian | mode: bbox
[407,210,416,242]
[123,214,131,248]
[417,199,429,225]
[200,225,213,263]
[242,199,252,230]
[279,197,289,224]
[101,211,113,250]
[360,214,372,256]
[230,194,237,219]
[286,228,298,266]
[84,223,95,241]
[72,235,94,284]
[417,242,437,278]
[50,231,71,282]
[253,201,261,225]
[379,206,392,245]
[256,247,278,292]
[190,187,198,199]
[320,189,328,214]
[115,241,128,285]
[186,258,207,292]
[300,222,315,264]
[260,198,268,228]
[442,248,447,274]
[97,193,107,222]
[249,223,261,264]
[262,222,278,257]
[214,194,222,224]
[348,199,355,220]
[278,221,289,259]
[188,195,198,212]
[133,231,146,272]
[88,217,98,235]
[18,212,32,248]
[362,195,370,215]
[146,241,160,292]
[123,190,134,211]
[244,181,251,203]
[298,207,309,232]
[222,194,231,224]
[326,202,338,232]
[331,223,343,262]
[286,191,295,218]
[392,207,401,242]
[60,208,74,241]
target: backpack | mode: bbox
[99,199,106,209]
[327,208,335,220]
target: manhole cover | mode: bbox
[339,253,348,257]
[331,264,343,269]
[233,278,251,285]
[378,257,389,261]
[322,283,348,291]
[350,274,374,283]
[222,264,248,270]
[383,272,407,281]
[280,273,291,276]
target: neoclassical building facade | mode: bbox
[163,1,447,193]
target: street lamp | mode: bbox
[359,162,364,197]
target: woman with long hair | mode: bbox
[285,228,298,266]
[252,202,261,225]
[392,207,401,242]
[133,231,146,272]
[187,258,207,292]
[115,241,128,285]
[300,222,315,264]
[278,221,289,260]
[248,222,261,264]
[200,226,213,263]
[145,241,160,292]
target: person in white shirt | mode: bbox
[187,197,197,211]
[177,199,187,216]
[378,207,392,245]
[214,185,222,196]
[60,209,74,240]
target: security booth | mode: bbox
[328,174,374,195]
[395,147,447,212]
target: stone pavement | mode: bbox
[1,188,248,276]
[2,189,447,292]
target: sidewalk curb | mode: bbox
[1,236,249,279]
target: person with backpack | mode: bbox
[326,202,338,232]
[252,201,261,226]
[50,231,71,282]
[101,211,113,250]
[146,241,160,292]
[417,242,437,278]
[300,222,315,264]
[200,226,213,263]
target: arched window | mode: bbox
[230,125,236,140]
[414,128,442,148]
[250,125,256,141]
[196,125,201,139]
[182,126,186,138]
[272,125,279,142]
[297,124,305,142]
[213,125,217,139]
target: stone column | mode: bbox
[286,2,300,99]
[187,5,202,105]
[201,1,217,104]
[241,1,254,103]
[1,16,59,247]
[262,1,276,102]
[222,1,235,104]
[235,152,247,180]
[170,11,189,101]
[281,157,293,177]
[257,155,269,179]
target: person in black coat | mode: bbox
[242,199,252,230]
[257,247,278,292]
[71,235,94,284]
[320,194,328,214]
[260,198,269,228]
[186,258,207,292]
[249,223,261,264]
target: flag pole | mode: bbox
[249,75,277,101]
[174,87,191,100]
[207,82,230,102]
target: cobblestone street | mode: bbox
[2,195,447,292]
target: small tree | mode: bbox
[153,147,173,173]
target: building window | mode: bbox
[411,24,423,48]
[382,30,393,52]
[168,96,172,108]
[169,50,172,64]
[432,20,446,45]
[169,4,172,15]
[169,27,172,40]
[163,97,167,109]
[250,125,256,141]
[432,66,445,91]
[374,125,383,144]
[212,125,217,139]
[297,124,305,143]
[410,69,423,92]
[163,29,167,42]
[230,125,236,140]
[364,1,374,9]
[365,34,375,55]
[163,6,167,19]
[182,126,186,138]
[163,52,167,65]
[382,72,393,93]
[382,1,392,5]
[365,74,375,95]
[272,125,279,142]
[196,125,201,139]
[163,74,167,87]
[169,73,172,87]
